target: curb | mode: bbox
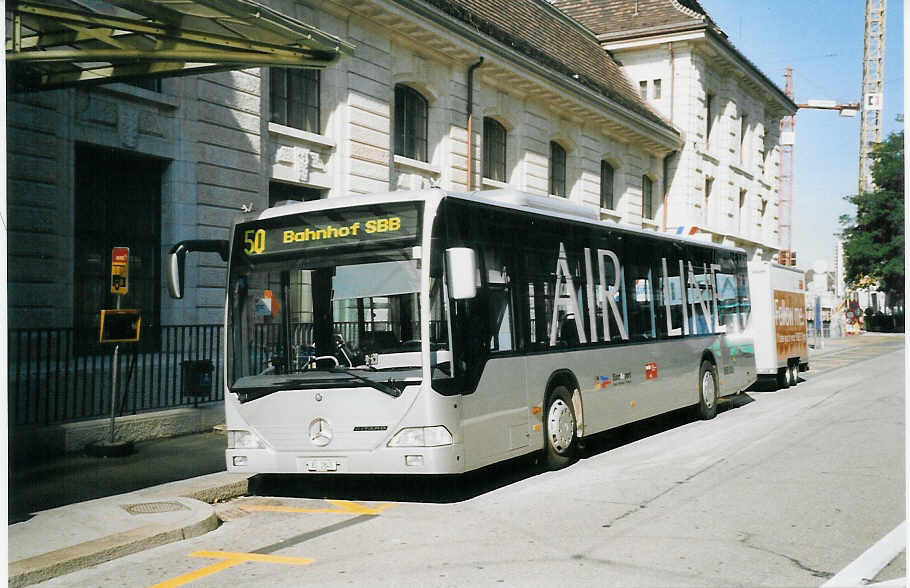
[8,473,252,587]
[8,502,218,588]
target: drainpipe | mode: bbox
[662,42,676,232]
[662,150,677,232]
[466,57,484,191]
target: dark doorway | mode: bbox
[74,144,166,349]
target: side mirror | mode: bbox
[446,247,478,300]
[167,245,187,299]
[166,240,230,300]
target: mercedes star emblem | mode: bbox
[309,417,333,447]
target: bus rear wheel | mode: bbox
[697,361,718,420]
[544,385,578,469]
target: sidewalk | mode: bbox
[8,431,251,587]
[8,470,253,587]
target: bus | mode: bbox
[167,187,755,474]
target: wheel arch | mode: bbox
[544,369,584,439]
[699,348,720,399]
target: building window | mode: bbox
[653,79,662,100]
[639,81,648,100]
[75,144,164,349]
[706,93,715,146]
[740,113,749,164]
[739,189,748,235]
[641,175,654,220]
[549,141,567,198]
[270,68,320,133]
[483,117,507,183]
[269,181,324,207]
[394,84,429,162]
[703,177,714,225]
[600,160,615,210]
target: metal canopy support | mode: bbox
[6,0,355,90]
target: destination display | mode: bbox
[234,202,422,259]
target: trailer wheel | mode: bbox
[788,362,799,387]
[697,361,718,420]
[544,385,578,469]
[776,368,790,390]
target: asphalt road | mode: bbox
[32,339,904,587]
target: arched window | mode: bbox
[549,141,567,198]
[600,160,615,209]
[394,84,428,162]
[483,117,507,182]
[642,175,654,220]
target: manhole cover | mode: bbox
[122,501,189,515]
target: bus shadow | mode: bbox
[578,394,753,459]
[248,395,754,504]
[247,454,545,505]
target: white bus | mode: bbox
[168,188,755,474]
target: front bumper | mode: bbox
[226,442,465,474]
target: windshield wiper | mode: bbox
[329,367,403,398]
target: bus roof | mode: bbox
[252,187,748,255]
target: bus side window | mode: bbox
[624,239,656,340]
[485,247,514,353]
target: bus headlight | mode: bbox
[387,426,453,447]
[228,430,265,449]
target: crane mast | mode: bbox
[859,0,887,194]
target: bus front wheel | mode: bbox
[544,385,578,469]
[697,361,718,420]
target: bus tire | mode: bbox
[544,385,578,469]
[776,368,790,390]
[697,361,718,420]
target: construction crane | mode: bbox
[780,0,884,266]
[859,0,887,194]
[778,68,795,264]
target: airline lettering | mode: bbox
[549,242,725,346]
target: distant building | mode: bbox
[552,0,798,261]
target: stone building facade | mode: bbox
[554,0,797,260]
[8,0,685,331]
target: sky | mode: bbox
[699,0,904,273]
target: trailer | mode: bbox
[748,262,809,389]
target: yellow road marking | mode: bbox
[149,559,245,588]
[149,550,314,588]
[189,551,315,565]
[239,499,394,516]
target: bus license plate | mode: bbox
[302,458,339,472]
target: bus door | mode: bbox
[458,244,529,469]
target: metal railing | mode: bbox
[9,321,450,427]
[8,325,224,427]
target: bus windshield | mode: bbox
[227,245,449,391]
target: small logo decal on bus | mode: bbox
[595,376,611,389]
[612,372,632,385]
[645,362,658,380]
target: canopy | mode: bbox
[6,0,355,90]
